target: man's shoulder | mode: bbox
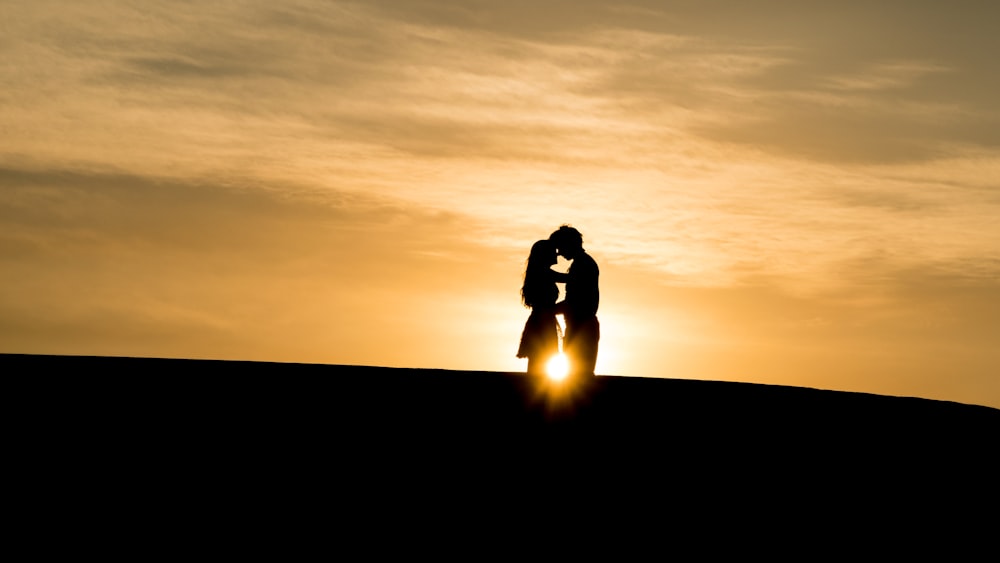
[572,252,599,273]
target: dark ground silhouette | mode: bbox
[8,353,998,539]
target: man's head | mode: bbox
[549,225,583,260]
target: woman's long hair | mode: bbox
[521,239,556,309]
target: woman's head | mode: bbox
[527,239,557,269]
[521,239,557,308]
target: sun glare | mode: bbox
[546,353,569,382]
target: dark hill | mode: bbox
[12,353,994,426]
[8,353,998,531]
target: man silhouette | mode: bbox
[549,225,600,380]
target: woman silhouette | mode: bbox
[516,239,561,376]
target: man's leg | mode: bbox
[576,318,599,377]
[563,324,580,379]
[565,318,599,379]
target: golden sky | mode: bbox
[2,1,999,408]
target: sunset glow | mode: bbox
[546,354,569,383]
[1,1,998,409]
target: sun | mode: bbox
[546,353,569,382]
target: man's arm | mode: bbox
[549,268,569,283]
[549,267,570,315]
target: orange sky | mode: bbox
[2,1,999,408]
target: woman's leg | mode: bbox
[526,356,544,376]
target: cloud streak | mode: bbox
[5,1,998,290]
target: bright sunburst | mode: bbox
[546,353,569,382]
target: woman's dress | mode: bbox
[516,281,560,367]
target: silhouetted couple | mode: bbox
[517,225,600,382]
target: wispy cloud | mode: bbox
[4,0,1000,293]
[823,61,951,91]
